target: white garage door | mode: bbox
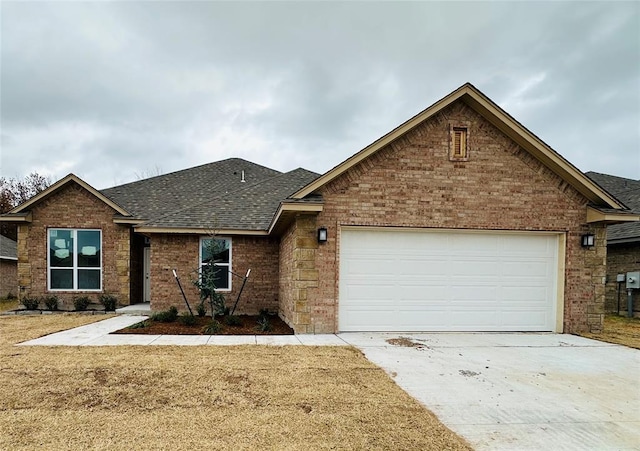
[339,228,559,332]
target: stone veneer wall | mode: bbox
[150,234,280,314]
[287,100,606,334]
[17,182,130,309]
[604,242,640,316]
[278,215,319,333]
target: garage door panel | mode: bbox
[396,259,449,276]
[344,285,395,302]
[501,286,549,301]
[450,259,500,276]
[399,284,449,300]
[450,285,498,301]
[339,229,558,332]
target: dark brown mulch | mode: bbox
[112,314,294,335]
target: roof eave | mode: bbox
[586,206,640,224]
[113,215,146,225]
[268,201,324,235]
[0,212,32,223]
[133,226,270,236]
[608,237,640,245]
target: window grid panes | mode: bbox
[48,229,102,291]
[200,237,232,291]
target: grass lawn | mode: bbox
[579,314,640,349]
[0,315,470,450]
[0,297,20,312]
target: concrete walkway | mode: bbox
[16,317,640,450]
[17,315,349,346]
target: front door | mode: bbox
[143,247,151,303]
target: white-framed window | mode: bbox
[48,229,102,291]
[199,237,232,291]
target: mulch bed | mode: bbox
[112,314,294,335]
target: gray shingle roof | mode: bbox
[101,158,282,221]
[100,158,320,231]
[586,172,640,243]
[0,235,17,260]
[142,168,320,230]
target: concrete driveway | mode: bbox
[339,333,640,451]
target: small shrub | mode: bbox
[196,302,206,317]
[179,312,197,326]
[21,296,39,310]
[127,320,148,329]
[150,306,178,323]
[202,319,222,334]
[209,292,227,317]
[73,296,91,311]
[44,295,59,311]
[224,315,242,327]
[258,308,273,318]
[256,315,272,332]
[6,292,17,300]
[99,294,118,311]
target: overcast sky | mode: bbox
[1,1,638,190]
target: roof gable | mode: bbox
[6,174,130,217]
[292,83,625,210]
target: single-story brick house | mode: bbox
[0,235,18,298]
[586,172,640,317]
[2,83,638,333]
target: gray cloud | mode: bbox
[1,1,638,189]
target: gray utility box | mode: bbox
[627,272,640,289]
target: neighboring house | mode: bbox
[1,83,638,333]
[0,235,18,298]
[586,172,640,316]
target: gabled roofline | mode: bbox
[7,174,131,217]
[292,83,625,210]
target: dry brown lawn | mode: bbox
[0,297,20,312]
[0,315,470,450]
[579,314,640,349]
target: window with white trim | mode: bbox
[200,237,232,291]
[48,229,102,291]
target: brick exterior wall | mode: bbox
[284,100,606,334]
[604,242,640,316]
[17,182,130,309]
[150,234,280,315]
[0,259,18,298]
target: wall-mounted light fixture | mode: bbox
[581,233,595,248]
[317,227,328,243]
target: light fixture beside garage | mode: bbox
[581,233,595,248]
[317,227,328,243]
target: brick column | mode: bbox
[289,214,319,333]
[16,224,31,299]
[583,225,607,333]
